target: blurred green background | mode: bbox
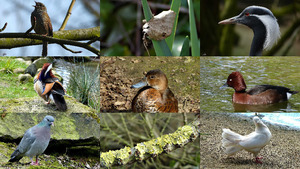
[100,0,200,56]
[200,0,300,56]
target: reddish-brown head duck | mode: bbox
[131,69,178,113]
[221,71,298,105]
[34,63,67,111]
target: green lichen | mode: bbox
[101,150,117,165]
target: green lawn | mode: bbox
[0,57,36,98]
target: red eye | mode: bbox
[245,12,250,16]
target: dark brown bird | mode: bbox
[28,1,53,56]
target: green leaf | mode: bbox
[141,0,173,56]
[166,0,181,50]
[141,0,152,21]
[180,36,190,56]
[188,0,200,56]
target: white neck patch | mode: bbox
[254,14,280,50]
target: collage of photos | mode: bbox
[0,0,101,168]
[201,0,300,168]
[0,0,201,169]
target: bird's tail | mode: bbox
[8,149,23,162]
[52,93,67,111]
[42,41,48,56]
[222,128,243,156]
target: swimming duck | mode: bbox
[219,6,280,56]
[222,71,298,105]
[34,63,67,111]
[131,69,178,113]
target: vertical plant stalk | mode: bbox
[59,0,76,31]
[188,0,200,56]
[166,0,181,50]
[141,0,173,56]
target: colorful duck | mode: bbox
[131,69,178,113]
[34,63,67,111]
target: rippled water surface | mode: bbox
[53,59,99,89]
[200,57,300,112]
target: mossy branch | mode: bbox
[0,27,100,56]
[100,117,200,168]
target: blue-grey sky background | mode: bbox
[0,0,100,56]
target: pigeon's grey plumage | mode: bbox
[222,116,272,163]
[9,115,54,165]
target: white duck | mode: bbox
[222,116,272,163]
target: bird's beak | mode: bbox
[44,64,52,77]
[218,16,238,24]
[220,82,229,89]
[51,122,54,126]
[131,78,147,89]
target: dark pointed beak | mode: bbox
[218,16,238,24]
[220,82,229,89]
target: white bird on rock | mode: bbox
[222,116,272,163]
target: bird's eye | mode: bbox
[150,75,155,79]
[229,79,232,82]
[245,12,250,16]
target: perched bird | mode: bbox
[34,63,67,111]
[131,69,178,113]
[222,116,272,163]
[219,6,280,56]
[221,71,298,105]
[26,2,53,56]
[9,115,54,165]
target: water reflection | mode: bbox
[233,102,298,112]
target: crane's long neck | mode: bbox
[249,22,266,56]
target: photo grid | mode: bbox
[0,0,201,169]
[201,0,300,168]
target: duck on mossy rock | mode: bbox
[34,63,67,111]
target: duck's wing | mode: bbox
[247,85,296,95]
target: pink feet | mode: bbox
[30,157,39,165]
[31,161,39,165]
[255,156,263,164]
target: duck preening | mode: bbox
[219,6,280,56]
[131,69,178,113]
[34,63,67,111]
[221,71,298,105]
